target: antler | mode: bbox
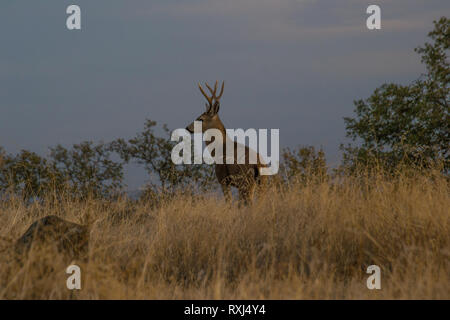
[198,81,225,112]
[198,83,213,107]
[216,81,225,100]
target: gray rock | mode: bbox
[15,215,89,260]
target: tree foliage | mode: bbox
[0,142,124,200]
[281,146,328,183]
[343,17,449,171]
[0,149,58,200]
[110,119,215,198]
[49,141,124,198]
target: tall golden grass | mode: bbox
[0,168,448,299]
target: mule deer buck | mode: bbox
[186,81,267,204]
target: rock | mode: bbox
[15,215,89,260]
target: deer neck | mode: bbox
[204,119,231,162]
[204,118,227,146]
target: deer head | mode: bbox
[186,81,225,134]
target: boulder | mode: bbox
[15,215,89,260]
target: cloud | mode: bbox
[125,0,446,44]
[307,48,424,79]
[132,0,311,17]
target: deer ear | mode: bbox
[212,101,220,114]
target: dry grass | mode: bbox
[0,169,448,299]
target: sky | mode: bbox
[1,0,449,189]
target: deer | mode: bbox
[186,81,268,204]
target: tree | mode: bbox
[49,141,124,198]
[0,149,59,200]
[343,17,449,171]
[110,119,215,198]
[281,146,328,183]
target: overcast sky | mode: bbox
[1,0,449,189]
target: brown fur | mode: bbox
[187,81,267,204]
